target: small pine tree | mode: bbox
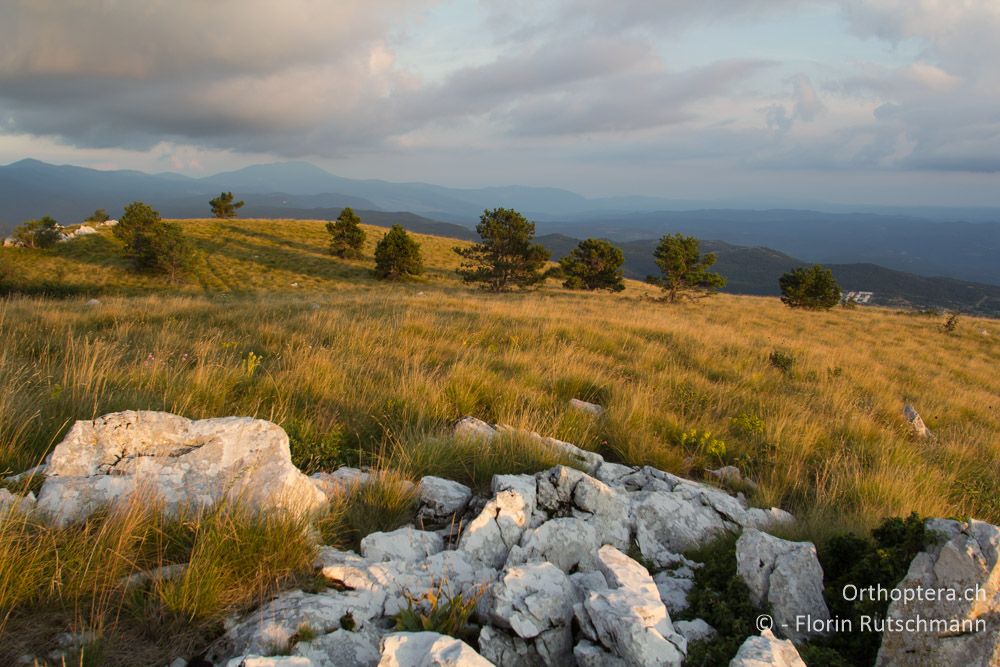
[209,192,245,219]
[326,207,366,258]
[13,216,62,249]
[454,208,550,291]
[85,208,110,223]
[779,265,841,310]
[559,238,625,292]
[647,233,725,302]
[374,225,424,279]
[113,201,192,280]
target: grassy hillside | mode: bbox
[1,218,997,533]
[2,217,999,663]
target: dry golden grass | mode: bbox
[0,217,998,662]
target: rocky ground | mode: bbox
[2,410,997,666]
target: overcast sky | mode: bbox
[2,0,999,205]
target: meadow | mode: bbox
[0,218,997,663]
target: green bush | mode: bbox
[13,215,61,249]
[394,582,483,643]
[113,202,192,280]
[454,208,549,292]
[779,265,841,310]
[559,238,625,292]
[768,349,796,375]
[647,233,725,302]
[326,207,366,258]
[374,225,424,279]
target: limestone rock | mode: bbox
[674,618,716,644]
[730,629,807,667]
[35,411,326,525]
[736,529,830,642]
[581,546,686,666]
[653,571,694,615]
[458,476,535,568]
[508,517,599,572]
[875,518,1000,667]
[225,657,313,667]
[361,527,444,563]
[3,463,46,484]
[379,632,493,666]
[534,466,631,550]
[293,629,380,667]
[632,490,731,565]
[310,467,369,496]
[490,562,575,640]
[220,589,384,657]
[903,404,932,438]
[454,417,497,442]
[569,398,606,417]
[418,476,472,523]
[573,640,627,667]
[0,488,35,513]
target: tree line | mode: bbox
[3,197,843,309]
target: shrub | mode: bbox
[209,192,245,219]
[12,215,61,249]
[326,207,366,258]
[85,209,110,223]
[559,238,625,292]
[679,428,727,463]
[940,311,960,334]
[729,413,766,440]
[647,233,725,302]
[394,582,483,642]
[454,208,549,291]
[113,202,192,280]
[374,225,424,279]
[779,265,841,310]
[768,349,796,375]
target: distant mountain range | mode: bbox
[536,234,1000,316]
[2,158,999,291]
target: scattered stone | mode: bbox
[903,404,932,438]
[310,467,370,496]
[736,529,830,642]
[875,518,1000,667]
[3,236,23,248]
[453,417,498,442]
[0,488,35,513]
[674,618,716,644]
[85,298,102,307]
[36,412,327,525]
[458,475,535,569]
[361,527,444,563]
[418,476,472,524]
[225,657,313,667]
[3,463,47,483]
[580,546,686,666]
[569,398,605,417]
[293,629,380,667]
[379,632,493,666]
[653,571,695,615]
[453,417,605,474]
[121,563,188,588]
[730,629,807,666]
[632,490,731,564]
[705,465,756,490]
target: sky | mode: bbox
[1,0,999,206]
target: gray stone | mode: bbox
[508,517,599,572]
[632,490,732,564]
[361,527,444,563]
[903,404,932,438]
[459,476,535,568]
[674,619,716,644]
[418,476,472,522]
[729,629,806,666]
[293,629,380,667]
[736,529,830,642]
[36,412,327,525]
[379,632,493,666]
[875,518,1000,667]
[569,398,606,417]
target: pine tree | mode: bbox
[454,208,550,291]
[779,265,841,309]
[209,192,245,219]
[113,201,192,280]
[374,225,424,279]
[647,233,725,302]
[12,216,61,249]
[326,207,366,258]
[559,238,625,291]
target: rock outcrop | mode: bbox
[736,529,830,642]
[730,629,807,666]
[875,518,1000,667]
[35,411,327,525]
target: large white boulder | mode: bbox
[361,527,444,563]
[508,517,600,572]
[875,518,1000,667]
[580,546,686,666]
[569,398,606,417]
[730,629,807,667]
[632,491,732,565]
[292,629,380,667]
[418,476,472,523]
[379,632,493,666]
[35,411,327,525]
[458,475,535,568]
[735,529,830,642]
